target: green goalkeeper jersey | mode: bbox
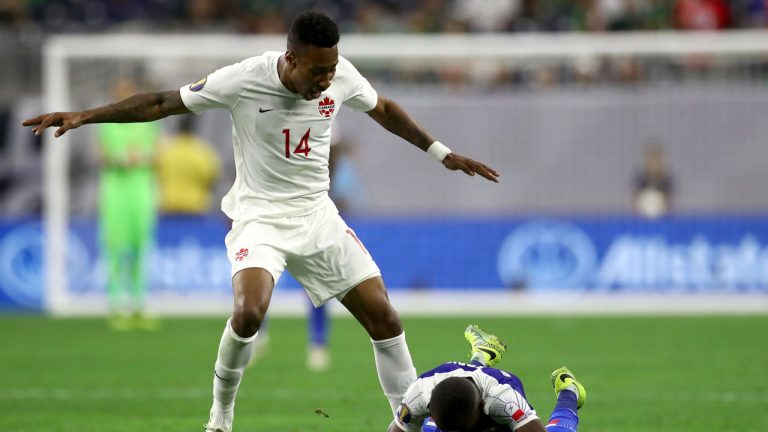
[98,122,159,251]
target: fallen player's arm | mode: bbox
[22,90,190,138]
[386,422,404,432]
[366,95,499,183]
[516,419,548,432]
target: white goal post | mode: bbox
[42,31,768,316]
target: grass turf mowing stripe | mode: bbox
[1,315,766,432]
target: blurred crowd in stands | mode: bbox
[2,0,768,98]
[2,1,767,98]
[0,0,767,34]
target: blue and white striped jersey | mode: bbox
[394,362,538,432]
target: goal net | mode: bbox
[42,31,768,316]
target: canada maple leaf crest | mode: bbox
[318,95,335,118]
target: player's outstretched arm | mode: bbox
[22,90,190,138]
[366,95,499,183]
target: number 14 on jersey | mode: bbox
[282,128,311,158]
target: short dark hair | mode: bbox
[430,377,481,431]
[288,11,340,50]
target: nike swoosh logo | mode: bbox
[259,108,275,113]
[214,370,232,382]
[477,347,497,361]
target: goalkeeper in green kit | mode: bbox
[98,80,160,331]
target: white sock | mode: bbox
[211,319,257,413]
[470,352,487,366]
[371,332,417,415]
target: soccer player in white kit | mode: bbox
[23,11,500,432]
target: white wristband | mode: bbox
[427,141,452,162]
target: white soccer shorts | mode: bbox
[225,198,381,306]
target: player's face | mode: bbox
[289,45,338,100]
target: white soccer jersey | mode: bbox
[179,51,378,220]
[394,362,538,432]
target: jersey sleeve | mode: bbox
[179,62,247,114]
[393,380,429,432]
[340,58,378,112]
[486,387,539,431]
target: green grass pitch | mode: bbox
[1,315,766,431]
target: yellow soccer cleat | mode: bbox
[550,366,587,409]
[464,325,507,367]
